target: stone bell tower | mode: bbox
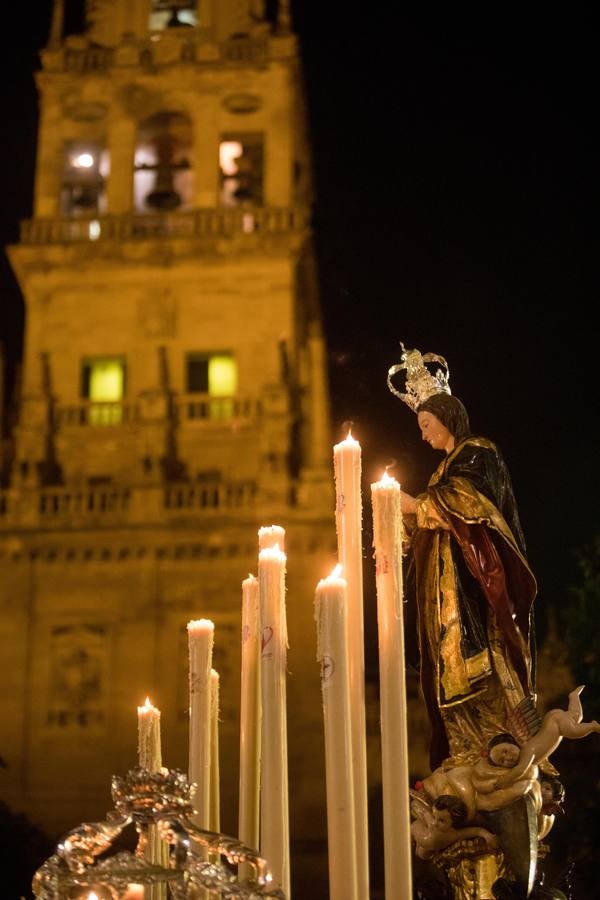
[1,1,335,892]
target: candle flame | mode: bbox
[328,563,343,579]
[380,469,396,485]
[144,696,152,708]
[342,418,354,439]
[88,893,100,900]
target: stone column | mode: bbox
[107,117,136,213]
[191,98,220,207]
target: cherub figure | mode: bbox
[537,773,565,841]
[420,734,540,821]
[410,793,498,860]
[420,686,599,819]
[493,685,600,789]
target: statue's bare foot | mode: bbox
[567,685,585,718]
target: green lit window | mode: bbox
[82,357,126,425]
[186,352,237,419]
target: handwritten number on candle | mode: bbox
[375,554,389,575]
[336,493,346,512]
[261,625,274,655]
[320,654,335,682]
[242,624,250,643]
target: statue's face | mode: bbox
[541,781,554,803]
[417,411,454,453]
[489,742,521,768]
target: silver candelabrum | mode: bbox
[32,767,285,899]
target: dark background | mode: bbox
[292,7,597,620]
[0,4,598,897]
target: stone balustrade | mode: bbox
[52,395,259,427]
[39,485,132,518]
[20,206,307,245]
[57,37,270,73]
[0,479,258,529]
[178,393,260,422]
[55,401,140,427]
[164,480,257,511]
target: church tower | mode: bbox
[1,1,335,892]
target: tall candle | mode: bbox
[371,471,412,898]
[258,543,290,897]
[188,618,214,830]
[333,430,369,898]
[314,566,359,900]
[210,669,220,834]
[238,574,261,854]
[137,696,162,772]
[136,698,167,900]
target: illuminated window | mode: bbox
[149,0,198,30]
[61,141,109,217]
[219,134,264,207]
[81,357,126,425]
[186,352,237,418]
[134,112,193,212]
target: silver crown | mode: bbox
[387,342,451,412]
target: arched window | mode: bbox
[133,112,193,213]
[61,141,109,217]
[219,134,264,207]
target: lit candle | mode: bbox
[210,669,220,834]
[258,543,290,897]
[238,574,261,855]
[371,470,412,898]
[136,697,168,900]
[188,619,214,830]
[137,696,161,772]
[314,566,359,900]
[332,429,369,898]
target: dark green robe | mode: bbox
[404,437,537,769]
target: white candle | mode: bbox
[258,524,286,552]
[188,618,214,830]
[238,574,261,854]
[210,669,220,834]
[371,471,412,898]
[333,430,369,898]
[314,566,359,900]
[136,697,167,900]
[137,696,162,772]
[258,543,290,897]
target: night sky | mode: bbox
[0,4,597,623]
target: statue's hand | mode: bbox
[400,491,417,514]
